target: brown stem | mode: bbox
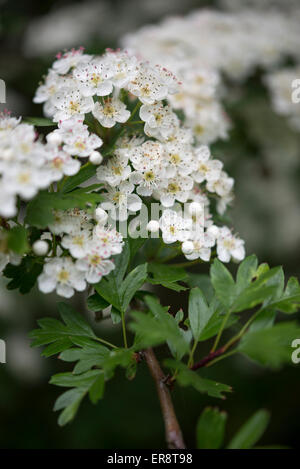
[144,348,186,449]
[191,346,225,371]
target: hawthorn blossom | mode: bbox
[216,227,246,263]
[38,257,86,298]
[92,98,130,128]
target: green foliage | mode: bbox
[29,253,300,434]
[130,295,190,359]
[147,262,188,291]
[61,164,97,193]
[227,409,270,449]
[196,407,270,449]
[196,407,227,449]
[3,256,43,293]
[7,226,29,254]
[238,321,300,368]
[165,360,232,399]
[25,188,103,228]
[95,240,148,313]
[188,287,212,341]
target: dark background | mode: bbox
[0,0,299,449]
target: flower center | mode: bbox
[57,269,70,283]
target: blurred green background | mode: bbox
[0,0,299,449]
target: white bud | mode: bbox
[94,207,108,224]
[188,202,203,216]
[207,225,219,239]
[147,220,160,233]
[46,132,62,146]
[33,240,49,256]
[181,241,194,255]
[89,151,103,165]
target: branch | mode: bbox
[144,348,186,449]
[190,346,225,370]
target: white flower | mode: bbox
[183,230,216,262]
[53,48,92,75]
[92,98,130,128]
[139,102,179,139]
[206,171,234,197]
[73,57,114,97]
[107,50,138,88]
[155,176,194,207]
[52,87,94,122]
[163,141,197,177]
[128,140,164,171]
[62,130,102,157]
[93,225,124,257]
[97,152,131,187]
[130,163,164,197]
[127,63,169,104]
[49,209,93,235]
[76,248,115,284]
[159,209,192,244]
[2,162,50,200]
[38,257,86,298]
[61,230,92,259]
[101,181,142,221]
[192,146,223,184]
[44,146,80,180]
[216,227,245,263]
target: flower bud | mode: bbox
[181,240,194,255]
[95,207,108,224]
[33,240,49,256]
[188,202,203,216]
[89,151,103,165]
[46,132,62,146]
[147,220,160,233]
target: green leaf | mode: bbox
[95,241,130,311]
[130,299,189,359]
[23,117,55,126]
[29,303,101,356]
[238,321,300,369]
[87,293,110,312]
[165,360,232,399]
[61,163,97,193]
[196,407,227,449]
[148,263,187,283]
[57,302,97,338]
[7,226,29,254]
[51,370,104,426]
[227,410,270,449]
[210,259,235,309]
[120,263,148,311]
[236,255,258,292]
[188,287,212,341]
[25,189,102,228]
[3,256,43,294]
[186,274,214,302]
[89,373,105,404]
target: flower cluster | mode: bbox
[122,7,300,142]
[38,208,123,298]
[0,111,82,218]
[265,66,300,132]
[0,47,245,298]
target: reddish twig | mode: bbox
[190,346,225,370]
